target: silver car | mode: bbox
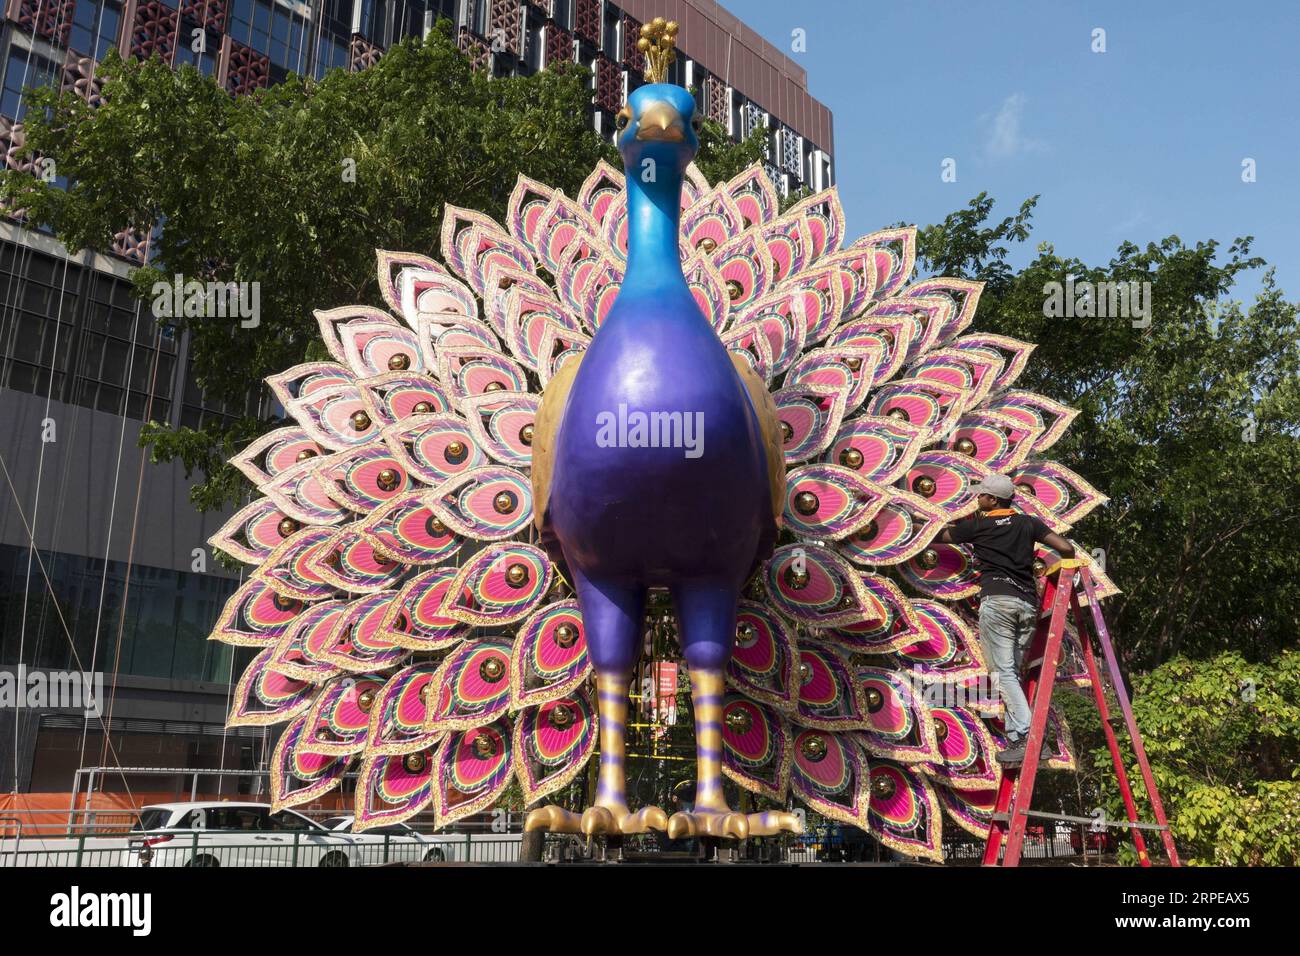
[320,816,466,863]
[126,802,357,867]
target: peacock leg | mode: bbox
[524,574,666,836]
[666,584,803,840]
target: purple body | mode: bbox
[543,84,777,677]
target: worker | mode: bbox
[936,474,1075,766]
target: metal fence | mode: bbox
[943,829,1082,864]
[0,831,544,867]
[0,830,886,867]
[1,832,1105,867]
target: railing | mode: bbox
[0,829,1105,867]
[0,830,846,867]
[944,828,1083,864]
[0,831,547,868]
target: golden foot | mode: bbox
[524,803,667,835]
[524,805,582,833]
[581,804,668,836]
[744,810,804,837]
[667,809,750,839]
[667,809,803,839]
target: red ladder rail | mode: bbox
[981,566,1075,866]
[1077,569,1181,866]
[981,560,1179,867]
[1069,584,1152,865]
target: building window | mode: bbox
[394,0,430,41]
[552,0,571,30]
[665,52,684,87]
[228,0,252,47]
[261,4,310,73]
[357,0,375,37]
[174,26,218,76]
[431,0,457,29]
[69,0,123,60]
[179,353,263,430]
[313,29,349,79]
[0,544,241,683]
[0,242,78,398]
[271,6,292,61]
[72,272,177,421]
[602,6,619,59]
[522,10,544,73]
[320,0,352,34]
[229,0,274,57]
[1,49,60,121]
[466,0,490,37]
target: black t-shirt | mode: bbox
[945,510,1052,602]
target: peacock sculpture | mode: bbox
[207,19,1115,860]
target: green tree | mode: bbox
[913,195,1300,669]
[913,195,1299,864]
[1083,652,1300,865]
[692,117,767,187]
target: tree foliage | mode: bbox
[915,195,1299,864]
[1084,652,1300,865]
[689,102,766,187]
[914,196,1300,668]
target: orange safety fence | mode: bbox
[0,791,355,835]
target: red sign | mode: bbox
[655,662,678,699]
[654,662,678,728]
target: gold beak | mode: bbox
[635,101,686,142]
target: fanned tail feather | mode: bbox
[207,160,1107,855]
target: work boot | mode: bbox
[996,739,1027,766]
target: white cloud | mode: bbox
[1111,209,1151,235]
[982,93,1046,160]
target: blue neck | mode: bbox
[621,165,688,299]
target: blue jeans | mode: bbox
[978,594,1038,741]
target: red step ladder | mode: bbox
[981,559,1180,867]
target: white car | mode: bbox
[126,802,359,867]
[321,816,464,863]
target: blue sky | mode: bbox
[726,0,1299,301]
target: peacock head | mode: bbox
[614,84,702,179]
[614,18,700,181]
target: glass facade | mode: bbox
[0,47,58,121]
[225,0,310,76]
[0,240,265,425]
[68,0,122,61]
[312,29,350,79]
[73,270,178,420]
[0,544,244,682]
[0,241,78,399]
[179,351,263,430]
[319,0,354,34]
[173,28,219,77]
[0,241,183,421]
